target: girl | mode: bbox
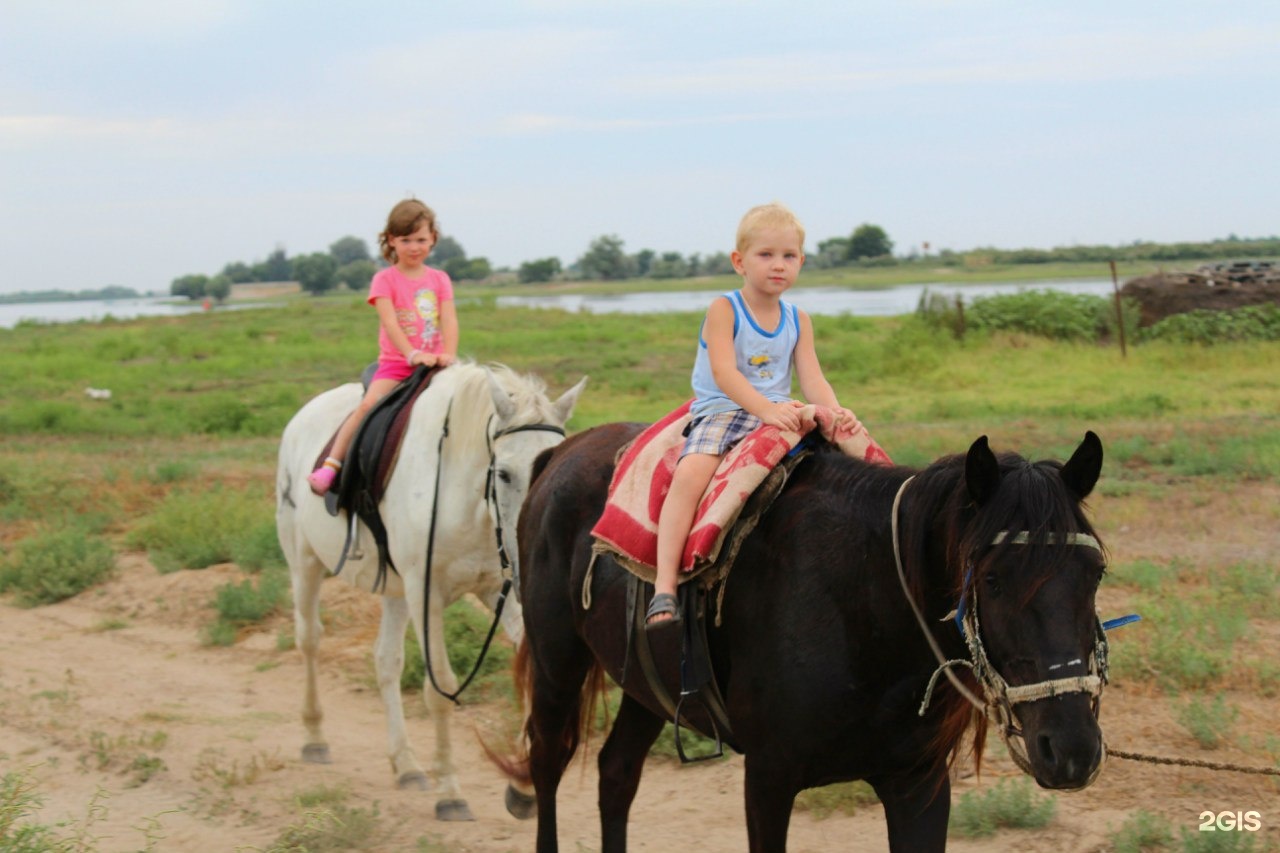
[307,198,458,494]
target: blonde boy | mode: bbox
[647,203,856,628]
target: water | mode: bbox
[0,296,272,329]
[0,279,1118,329]
[496,278,1117,317]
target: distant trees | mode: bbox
[329,236,371,266]
[577,235,633,281]
[847,224,894,261]
[293,253,338,295]
[519,257,562,283]
[166,219,1280,298]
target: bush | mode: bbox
[1175,693,1239,749]
[949,778,1056,838]
[204,566,290,646]
[0,527,116,606]
[1141,304,1280,344]
[127,487,271,573]
[1109,809,1174,852]
[966,290,1120,341]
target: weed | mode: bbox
[1178,824,1267,851]
[1175,694,1239,749]
[258,801,387,853]
[948,777,1056,838]
[0,765,167,851]
[1112,593,1247,690]
[191,748,285,788]
[1109,809,1173,852]
[0,526,116,606]
[88,618,129,632]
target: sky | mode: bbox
[2,1,1278,296]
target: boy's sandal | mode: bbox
[645,592,682,633]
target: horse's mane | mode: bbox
[432,361,557,459]
[814,443,1104,783]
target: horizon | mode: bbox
[2,1,1278,296]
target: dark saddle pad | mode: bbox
[313,364,441,586]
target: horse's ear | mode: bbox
[552,376,588,425]
[1060,430,1103,500]
[487,368,517,421]
[965,435,1001,506]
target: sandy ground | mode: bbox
[2,483,1278,852]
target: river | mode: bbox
[496,278,1116,317]
[0,296,272,330]
[0,279,1117,329]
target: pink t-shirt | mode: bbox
[367,266,454,364]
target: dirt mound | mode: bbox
[1121,263,1280,327]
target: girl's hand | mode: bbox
[436,353,456,368]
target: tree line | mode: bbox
[170,224,1280,300]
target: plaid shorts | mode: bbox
[681,410,763,458]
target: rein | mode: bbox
[890,474,1109,780]
[419,403,565,705]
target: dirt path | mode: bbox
[2,482,1278,853]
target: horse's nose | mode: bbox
[1035,732,1102,789]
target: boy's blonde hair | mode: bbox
[379,198,438,263]
[736,202,805,253]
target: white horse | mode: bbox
[276,361,586,821]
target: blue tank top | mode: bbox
[690,291,800,418]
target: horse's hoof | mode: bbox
[505,784,536,820]
[301,743,331,764]
[435,798,475,821]
[397,771,429,791]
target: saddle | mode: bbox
[313,364,442,590]
[589,401,892,761]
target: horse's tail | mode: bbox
[484,636,609,789]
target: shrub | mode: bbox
[1109,809,1173,852]
[204,566,290,646]
[1142,304,1280,344]
[0,527,116,606]
[794,781,879,818]
[1175,693,1239,749]
[965,290,1120,341]
[949,778,1056,838]
[127,487,270,573]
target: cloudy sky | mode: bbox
[2,1,1277,295]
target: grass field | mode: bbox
[1,286,1277,851]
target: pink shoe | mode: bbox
[307,466,337,495]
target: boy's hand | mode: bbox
[832,405,857,427]
[760,400,805,432]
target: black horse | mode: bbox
[504,422,1109,852]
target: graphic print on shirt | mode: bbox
[396,288,441,350]
[748,351,774,380]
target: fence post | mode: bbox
[1110,260,1128,359]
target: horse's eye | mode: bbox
[497,470,512,485]
[985,571,1002,596]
